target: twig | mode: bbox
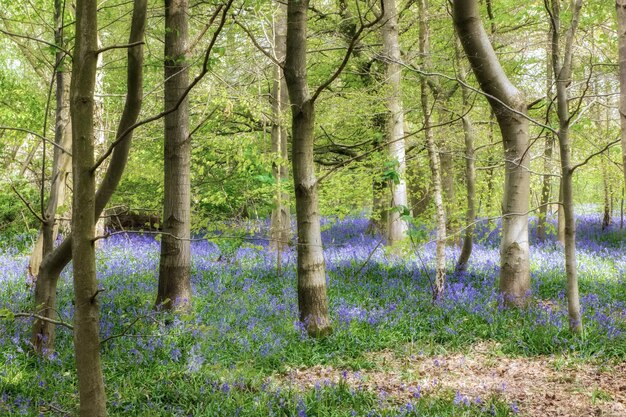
[7,312,74,330]
[0,126,72,155]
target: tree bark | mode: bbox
[28,0,72,284]
[284,0,331,337]
[617,0,626,216]
[420,0,446,299]
[156,0,192,311]
[537,27,555,242]
[31,0,147,354]
[70,0,106,413]
[269,1,291,251]
[382,0,408,245]
[548,0,583,333]
[453,0,531,307]
[440,147,457,243]
[603,162,612,230]
[455,40,475,272]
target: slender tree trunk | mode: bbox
[603,162,612,229]
[549,0,583,333]
[270,1,291,251]
[483,113,497,226]
[455,40,475,272]
[617,1,626,212]
[70,0,106,413]
[367,166,389,234]
[28,0,72,285]
[31,0,147,354]
[440,147,457,243]
[382,0,408,245]
[538,27,555,242]
[94,34,107,242]
[557,179,566,242]
[284,0,331,337]
[156,0,192,311]
[367,115,389,234]
[454,0,531,307]
[420,0,446,299]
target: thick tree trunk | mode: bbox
[617,1,626,211]
[28,0,72,284]
[284,0,331,337]
[382,0,408,245]
[70,0,106,414]
[31,0,147,353]
[549,0,583,333]
[156,0,192,311]
[537,29,555,242]
[270,1,291,251]
[420,0,446,299]
[454,0,531,307]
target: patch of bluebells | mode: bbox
[1,214,626,414]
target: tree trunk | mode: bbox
[94,34,107,242]
[284,0,331,337]
[617,0,626,215]
[382,0,408,245]
[549,0,583,333]
[440,147,457,243]
[28,0,72,284]
[156,0,192,311]
[70,0,106,413]
[454,0,531,307]
[367,168,389,234]
[537,27,555,242]
[420,0,446,299]
[367,115,389,234]
[31,0,147,354]
[269,1,291,251]
[455,40,475,272]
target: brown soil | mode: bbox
[276,342,626,417]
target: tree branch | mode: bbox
[92,1,234,172]
[96,40,145,55]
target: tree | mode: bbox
[269,1,291,252]
[453,0,531,307]
[284,0,332,337]
[381,0,408,245]
[455,39,476,273]
[617,0,626,201]
[537,26,555,242]
[70,0,107,411]
[27,0,72,282]
[156,0,193,311]
[419,0,446,299]
[31,0,147,354]
[547,0,583,333]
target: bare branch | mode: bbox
[6,312,74,330]
[571,137,621,173]
[0,126,72,156]
[92,1,234,172]
[0,28,73,59]
[96,41,145,55]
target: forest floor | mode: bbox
[278,341,626,417]
[2,214,626,416]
